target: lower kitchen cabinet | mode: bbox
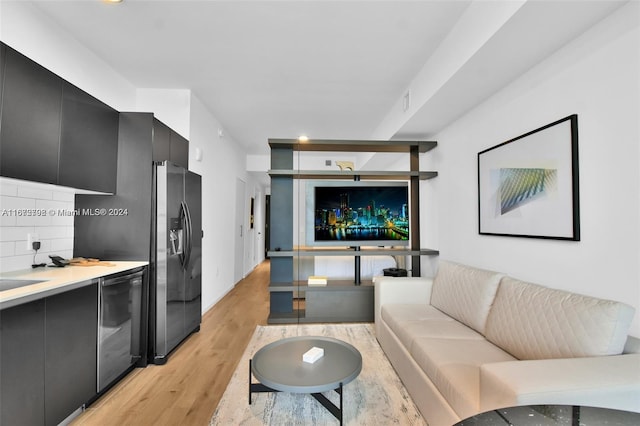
[0,300,46,426]
[45,283,97,426]
[0,281,97,426]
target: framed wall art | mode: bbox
[250,197,255,229]
[478,114,580,240]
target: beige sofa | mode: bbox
[374,260,640,426]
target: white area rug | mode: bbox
[210,323,427,426]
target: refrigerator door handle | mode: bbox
[178,202,186,268]
[186,202,193,268]
[181,201,193,270]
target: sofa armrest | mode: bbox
[480,354,640,413]
[374,277,433,326]
[624,335,640,354]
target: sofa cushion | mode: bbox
[381,303,452,324]
[381,304,485,350]
[410,337,516,419]
[485,277,635,360]
[430,260,503,335]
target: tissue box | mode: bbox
[303,346,324,363]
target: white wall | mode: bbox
[423,2,640,336]
[189,95,266,311]
[136,88,192,139]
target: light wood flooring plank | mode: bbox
[72,260,271,426]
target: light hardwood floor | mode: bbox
[72,260,271,426]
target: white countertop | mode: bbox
[0,261,148,309]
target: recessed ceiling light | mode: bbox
[298,135,309,142]
[103,0,123,4]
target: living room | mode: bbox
[0,1,638,425]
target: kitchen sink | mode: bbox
[0,279,47,292]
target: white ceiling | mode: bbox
[26,0,627,155]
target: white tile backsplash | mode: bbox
[0,182,18,196]
[17,185,54,200]
[0,226,35,242]
[37,226,70,239]
[0,241,15,257]
[1,196,36,226]
[52,191,74,202]
[0,181,75,273]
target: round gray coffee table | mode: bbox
[249,336,362,425]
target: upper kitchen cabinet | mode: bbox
[169,130,189,169]
[0,43,6,111]
[0,43,118,193]
[152,118,189,169]
[152,118,171,163]
[0,45,63,184]
[58,82,119,193]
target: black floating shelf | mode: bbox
[268,139,437,153]
[268,170,438,180]
[267,248,440,258]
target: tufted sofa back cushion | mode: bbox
[430,260,504,335]
[485,276,635,360]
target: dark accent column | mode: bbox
[269,146,294,313]
[410,146,421,277]
[353,175,361,285]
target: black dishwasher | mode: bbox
[97,268,144,392]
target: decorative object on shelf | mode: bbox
[336,160,354,171]
[307,276,328,286]
[478,114,580,240]
[383,267,407,277]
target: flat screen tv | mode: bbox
[305,181,410,247]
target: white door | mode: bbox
[234,178,246,284]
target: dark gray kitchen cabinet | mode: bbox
[0,299,46,426]
[170,129,189,169]
[58,82,119,193]
[45,283,98,426]
[0,43,6,114]
[0,42,118,192]
[0,45,62,184]
[152,118,171,163]
[75,113,154,261]
[152,118,189,168]
[0,281,98,426]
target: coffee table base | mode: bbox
[249,359,344,425]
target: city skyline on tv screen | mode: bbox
[313,185,409,242]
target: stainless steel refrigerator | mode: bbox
[151,161,202,364]
[75,113,202,368]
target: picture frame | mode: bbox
[250,197,255,229]
[478,114,580,240]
